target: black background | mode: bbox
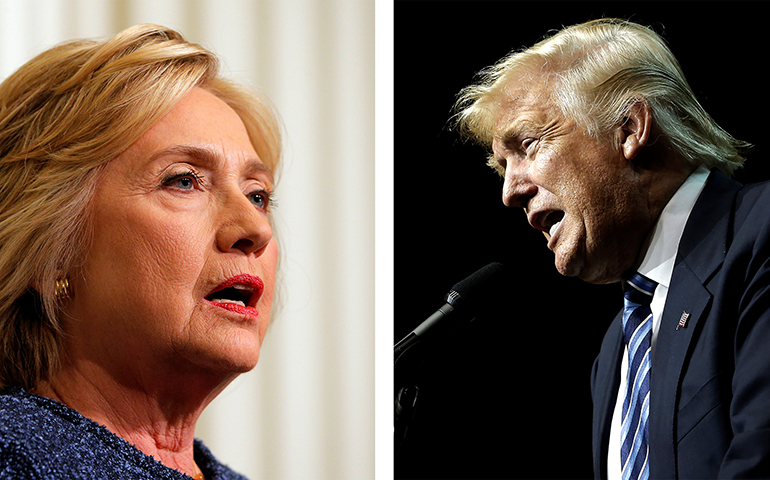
[395,2,770,479]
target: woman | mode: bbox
[0,24,280,479]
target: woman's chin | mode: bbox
[181,331,264,377]
[184,305,269,373]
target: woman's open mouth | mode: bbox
[204,273,264,317]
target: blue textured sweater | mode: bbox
[0,387,248,479]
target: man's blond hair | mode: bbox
[454,18,750,175]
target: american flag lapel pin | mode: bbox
[677,311,690,330]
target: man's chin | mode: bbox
[554,252,583,279]
[576,264,626,285]
[554,254,622,284]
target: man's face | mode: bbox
[491,73,656,284]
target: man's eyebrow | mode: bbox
[148,144,274,182]
[495,119,537,144]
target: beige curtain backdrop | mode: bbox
[0,0,375,478]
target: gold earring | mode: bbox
[54,278,71,300]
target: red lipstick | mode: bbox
[204,273,264,318]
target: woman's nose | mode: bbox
[215,191,273,257]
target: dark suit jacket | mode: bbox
[591,170,770,479]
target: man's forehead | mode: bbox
[492,75,556,140]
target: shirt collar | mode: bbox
[637,166,710,288]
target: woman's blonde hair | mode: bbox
[454,18,750,175]
[0,24,282,389]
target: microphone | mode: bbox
[394,262,505,363]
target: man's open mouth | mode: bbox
[545,211,565,237]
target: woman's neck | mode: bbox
[35,357,233,478]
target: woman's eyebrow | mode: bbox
[243,160,275,184]
[148,144,274,183]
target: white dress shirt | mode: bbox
[607,166,710,479]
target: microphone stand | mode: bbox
[394,313,465,458]
[394,263,505,461]
[394,336,421,458]
[394,383,419,457]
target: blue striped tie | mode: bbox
[620,273,656,480]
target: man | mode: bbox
[454,18,770,478]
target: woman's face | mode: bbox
[64,87,278,379]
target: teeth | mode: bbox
[211,298,246,307]
[549,220,562,237]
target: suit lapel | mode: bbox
[648,170,740,478]
[592,313,623,479]
[650,267,711,479]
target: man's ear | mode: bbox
[620,99,652,161]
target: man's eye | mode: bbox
[522,138,537,150]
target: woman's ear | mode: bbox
[621,100,652,161]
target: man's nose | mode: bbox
[502,164,537,208]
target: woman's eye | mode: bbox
[175,176,195,190]
[163,171,203,191]
[248,190,273,211]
